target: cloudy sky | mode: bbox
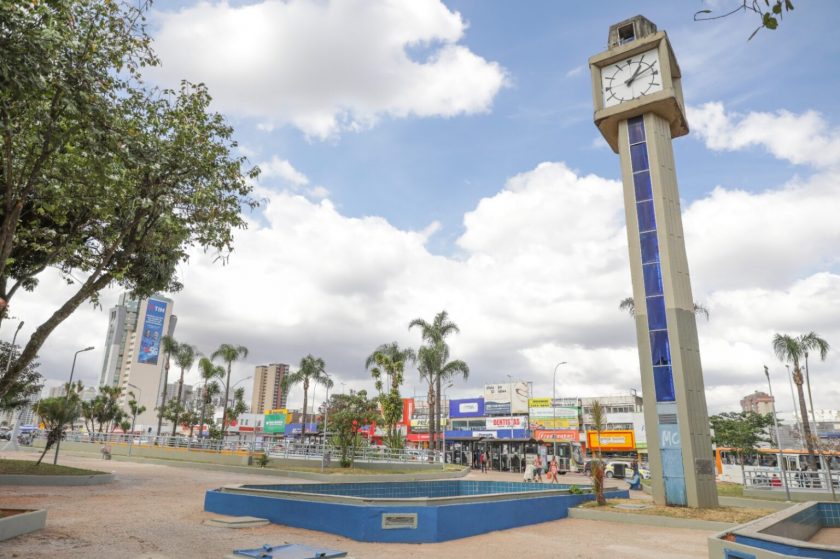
[9,1,840,417]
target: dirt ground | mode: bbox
[0,449,715,558]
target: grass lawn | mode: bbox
[580,498,773,524]
[0,458,106,476]
[641,479,745,498]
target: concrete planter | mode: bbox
[0,472,115,486]
[569,505,736,531]
[0,509,47,541]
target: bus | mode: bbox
[714,447,840,487]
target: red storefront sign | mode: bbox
[534,429,579,442]
[406,433,431,442]
[402,398,414,426]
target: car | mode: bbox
[604,461,634,478]
[0,431,10,441]
[638,466,651,480]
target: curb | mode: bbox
[0,509,47,541]
[718,496,792,511]
[0,473,115,486]
[568,506,735,531]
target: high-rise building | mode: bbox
[740,391,774,416]
[251,363,289,413]
[97,293,176,430]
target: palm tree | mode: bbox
[365,342,416,392]
[409,310,462,452]
[34,382,82,465]
[211,343,249,437]
[282,354,332,439]
[127,392,146,435]
[416,345,438,451]
[171,343,197,437]
[196,356,224,439]
[618,297,710,320]
[157,335,180,437]
[590,400,607,505]
[773,332,830,471]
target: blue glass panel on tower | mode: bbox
[650,331,671,366]
[637,200,656,232]
[642,263,663,295]
[628,116,645,143]
[645,295,667,330]
[639,231,659,264]
[630,143,649,170]
[653,366,676,402]
[633,171,652,201]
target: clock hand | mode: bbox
[625,55,646,86]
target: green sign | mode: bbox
[264,413,287,433]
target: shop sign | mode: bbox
[449,398,485,418]
[528,397,552,408]
[586,430,635,451]
[534,429,579,442]
[485,416,528,430]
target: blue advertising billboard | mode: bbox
[137,299,168,365]
[449,398,485,418]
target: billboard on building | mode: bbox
[533,429,579,442]
[263,409,288,433]
[449,398,485,418]
[586,430,636,451]
[484,382,528,415]
[137,298,168,365]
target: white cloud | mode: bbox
[150,0,508,139]
[9,105,840,415]
[258,156,309,186]
[689,102,840,168]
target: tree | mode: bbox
[180,408,200,438]
[170,343,197,437]
[220,387,248,435]
[160,398,186,435]
[0,1,259,400]
[127,392,146,435]
[589,400,607,506]
[33,384,82,465]
[211,344,249,437]
[324,390,381,468]
[773,332,830,471]
[157,335,180,437]
[196,357,224,439]
[119,419,132,441]
[282,354,331,440]
[694,1,795,41]
[93,385,124,434]
[618,297,710,320]
[366,342,416,449]
[409,310,465,452]
[710,411,774,483]
[0,342,42,417]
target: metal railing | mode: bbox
[744,468,840,492]
[26,431,444,463]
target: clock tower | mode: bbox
[589,16,718,508]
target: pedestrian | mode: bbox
[534,454,543,482]
[480,450,487,473]
[548,456,559,483]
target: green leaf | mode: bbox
[763,13,779,29]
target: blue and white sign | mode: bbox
[137,299,167,365]
[449,398,485,418]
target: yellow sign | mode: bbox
[528,398,552,408]
[530,417,579,429]
[264,408,290,422]
[586,430,635,451]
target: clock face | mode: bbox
[602,48,663,108]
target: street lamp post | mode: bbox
[321,374,331,472]
[1,321,24,452]
[552,362,567,460]
[442,383,453,467]
[54,346,94,465]
[765,365,791,501]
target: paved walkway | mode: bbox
[1,450,713,558]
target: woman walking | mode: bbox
[548,456,559,484]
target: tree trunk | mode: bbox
[171,368,185,437]
[198,388,207,441]
[157,359,170,437]
[220,363,232,439]
[427,382,436,455]
[435,375,442,453]
[301,382,309,439]
[36,436,53,466]
[794,369,818,471]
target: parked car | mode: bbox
[604,461,634,478]
[0,430,10,440]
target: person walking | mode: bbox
[480,449,487,473]
[534,454,543,482]
[548,456,559,484]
